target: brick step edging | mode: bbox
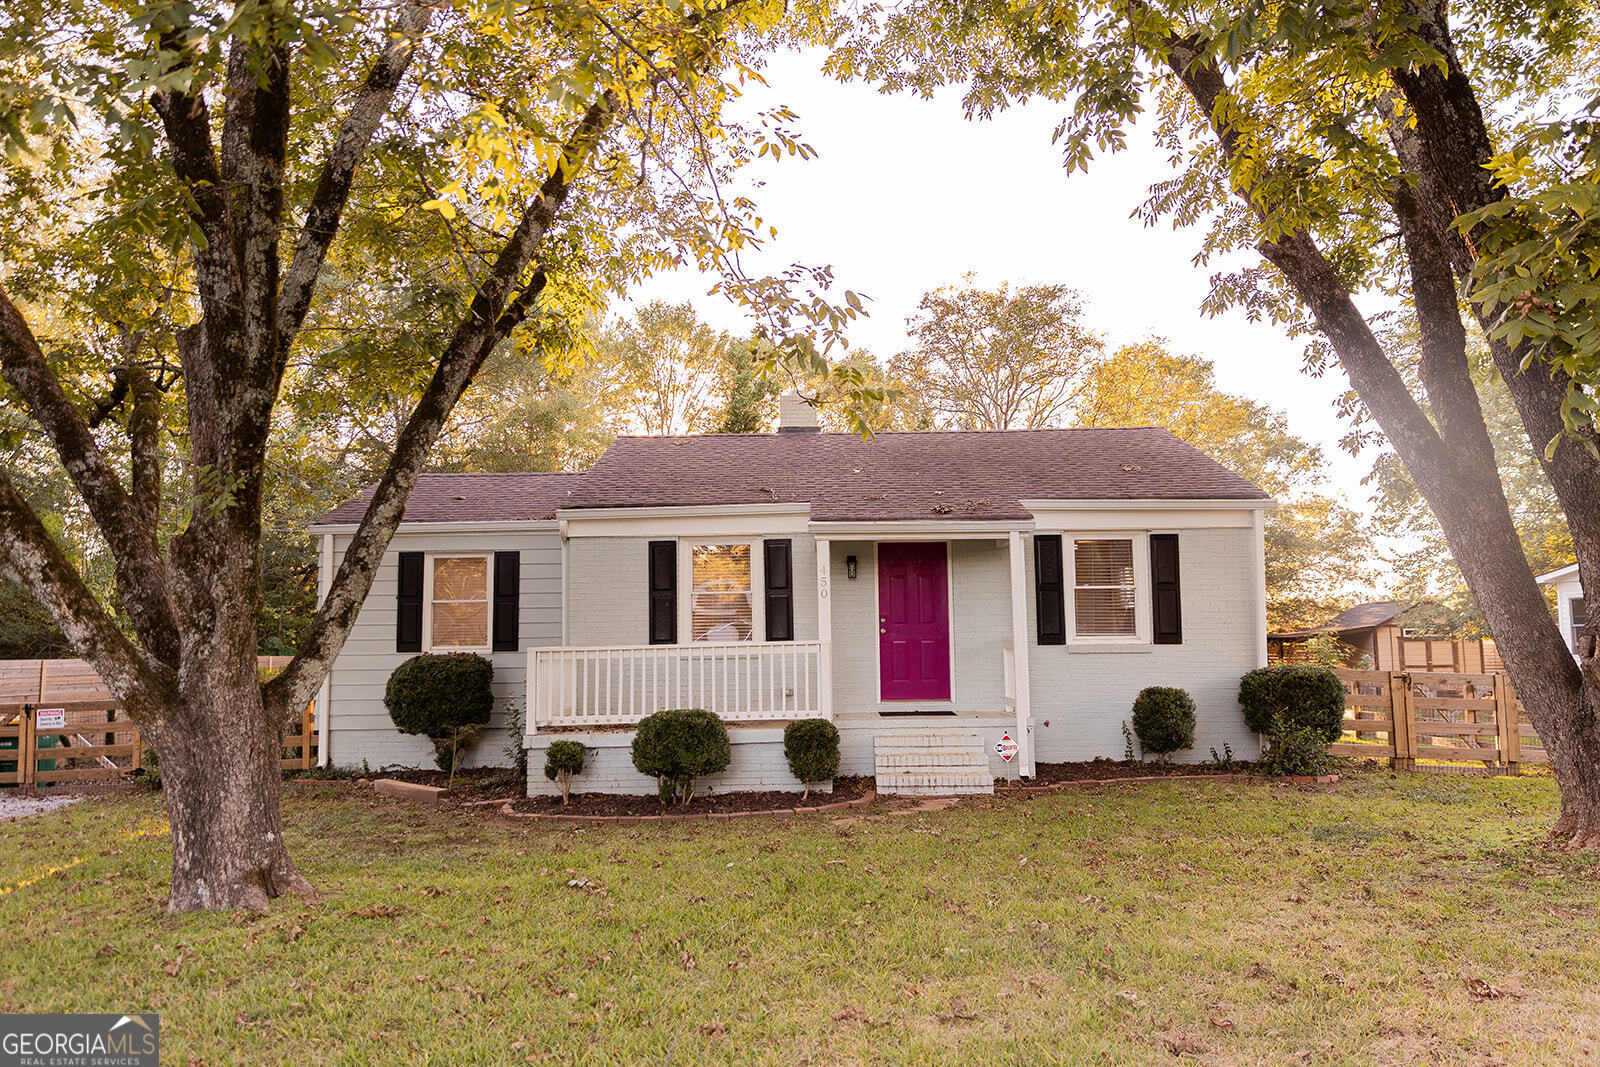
[498,790,877,824]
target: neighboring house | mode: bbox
[312,396,1275,795]
[1267,600,1503,673]
[1537,564,1587,656]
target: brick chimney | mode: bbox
[777,392,820,434]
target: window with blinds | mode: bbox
[690,544,754,642]
[1573,597,1588,653]
[429,555,490,649]
[1074,539,1136,637]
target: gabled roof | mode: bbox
[1271,600,1419,640]
[313,472,586,527]
[1538,563,1579,584]
[564,427,1269,522]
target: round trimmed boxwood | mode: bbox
[1130,686,1196,761]
[783,719,841,800]
[383,653,495,776]
[631,708,731,805]
[1238,665,1345,742]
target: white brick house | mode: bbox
[312,398,1274,795]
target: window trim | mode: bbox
[1066,533,1150,644]
[1571,595,1588,654]
[422,551,494,653]
[679,539,765,645]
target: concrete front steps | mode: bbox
[873,733,995,796]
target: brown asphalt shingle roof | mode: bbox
[1271,600,1417,639]
[569,428,1268,522]
[314,472,587,525]
[315,428,1269,528]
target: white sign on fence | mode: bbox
[35,708,66,730]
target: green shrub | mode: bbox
[630,708,731,806]
[1130,686,1197,761]
[543,740,587,806]
[783,719,841,800]
[1257,723,1335,778]
[1238,665,1345,742]
[383,653,495,787]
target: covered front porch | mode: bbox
[524,524,1037,793]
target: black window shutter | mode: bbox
[396,552,424,653]
[492,551,520,652]
[648,540,677,644]
[764,539,794,641]
[1035,535,1066,645]
[1151,534,1182,645]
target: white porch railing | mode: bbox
[528,642,826,731]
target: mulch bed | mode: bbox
[507,775,876,818]
[1008,758,1256,787]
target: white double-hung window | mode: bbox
[686,542,758,643]
[1072,537,1142,641]
[425,553,491,650]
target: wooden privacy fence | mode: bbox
[1332,669,1548,773]
[0,657,316,789]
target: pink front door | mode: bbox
[878,542,952,701]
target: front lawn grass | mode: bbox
[2,771,1598,1064]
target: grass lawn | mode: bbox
[3,772,1598,1064]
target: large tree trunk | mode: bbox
[156,679,311,912]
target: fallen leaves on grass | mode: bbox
[1157,1029,1208,1055]
[1210,1017,1236,1031]
[347,904,403,919]
[1463,975,1524,1000]
[699,1021,726,1037]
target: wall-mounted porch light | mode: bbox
[845,555,858,580]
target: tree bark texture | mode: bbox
[1164,13,1600,844]
[0,3,747,909]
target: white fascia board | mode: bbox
[559,502,812,538]
[1536,562,1579,584]
[307,519,561,534]
[1020,497,1277,511]
[1023,499,1273,532]
[807,520,1033,539]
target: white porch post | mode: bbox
[816,538,833,721]
[315,533,333,767]
[1008,530,1035,778]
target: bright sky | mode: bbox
[630,48,1381,507]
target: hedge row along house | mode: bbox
[310,396,1275,796]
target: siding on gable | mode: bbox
[324,529,563,770]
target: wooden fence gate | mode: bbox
[1333,669,1547,773]
[0,657,316,789]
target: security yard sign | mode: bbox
[35,709,65,731]
[995,733,1019,762]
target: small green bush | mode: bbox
[1257,723,1334,778]
[543,740,587,806]
[1130,686,1196,761]
[384,653,495,786]
[783,719,841,800]
[1238,665,1345,742]
[631,709,731,806]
